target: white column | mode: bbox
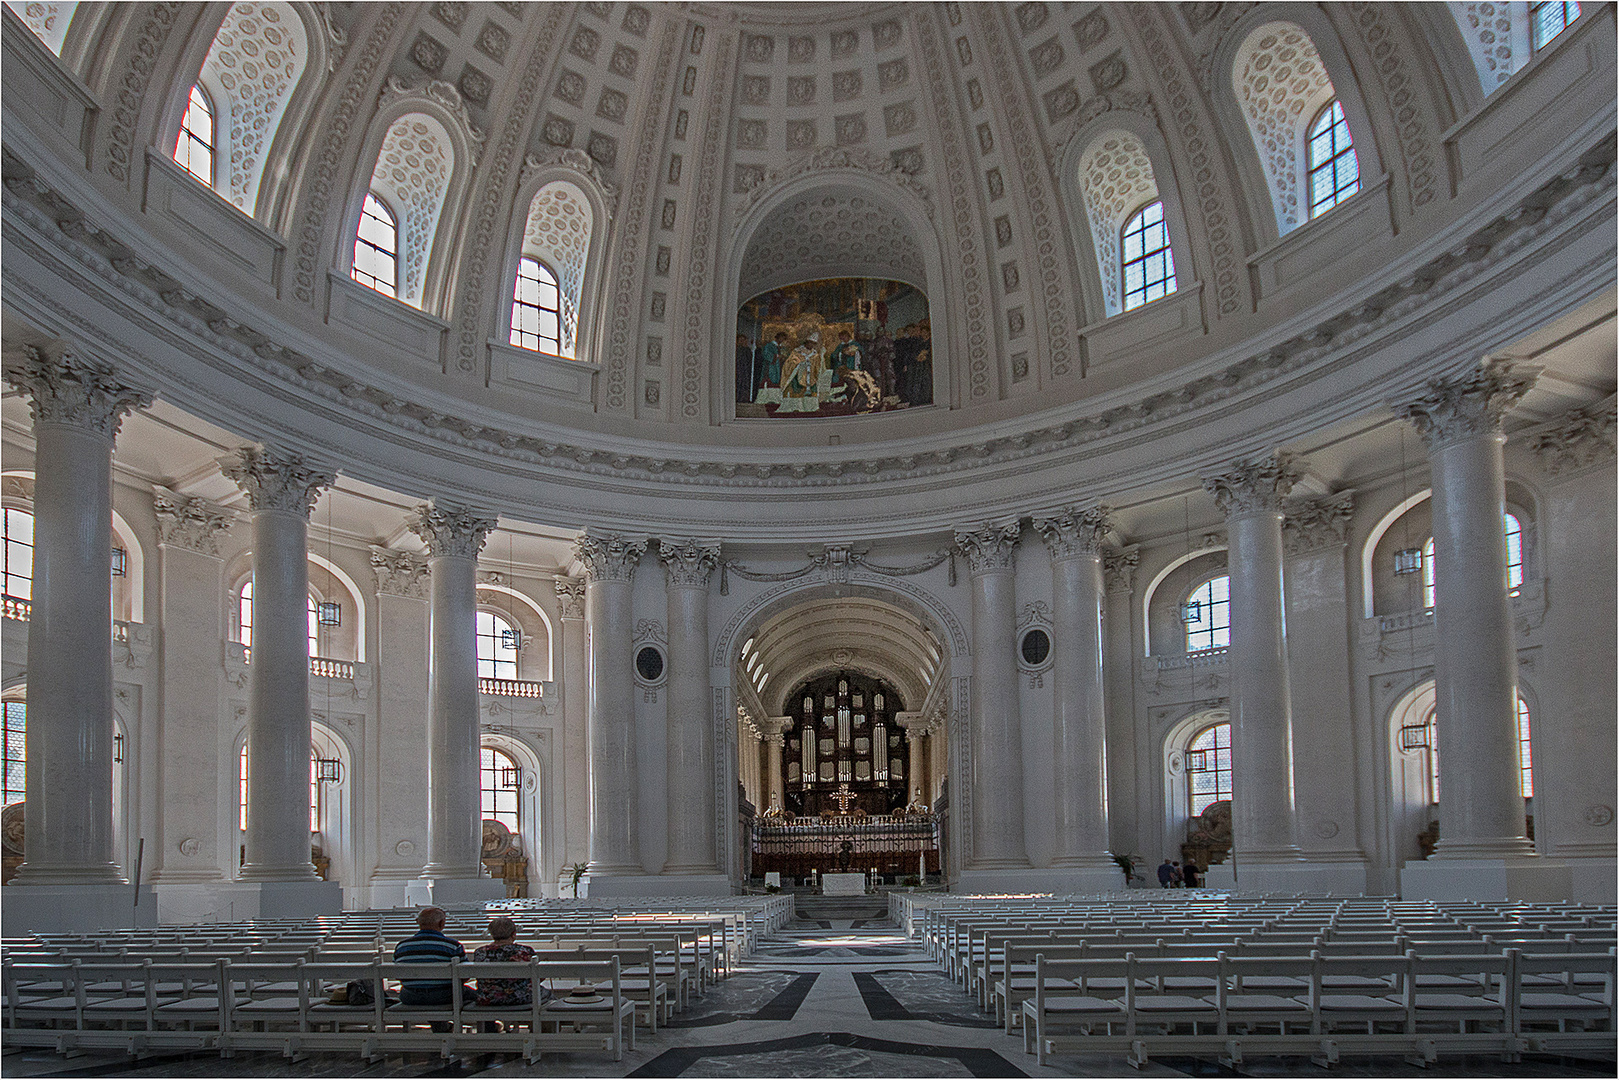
[408,502,498,887]
[658,539,721,874]
[1204,453,1305,867]
[222,445,336,882]
[1102,546,1141,856]
[575,535,646,877]
[955,522,1028,869]
[756,717,788,813]
[554,578,591,868]
[1034,506,1115,871]
[5,349,149,890]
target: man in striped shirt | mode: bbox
[394,906,467,1007]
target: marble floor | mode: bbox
[5,903,1615,1079]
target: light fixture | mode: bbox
[314,757,343,784]
[1186,748,1210,772]
[317,601,341,627]
[1393,548,1423,576]
[1400,723,1431,751]
[1180,599,1203,625]
[113,731,125,763]
[500,763,522,789]
[500,627,524,651]
[111,547,127,577]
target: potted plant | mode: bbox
[564,862,588,898]
[1112,852,1141,887]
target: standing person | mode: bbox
[1170,860,1183,887]
[395,906,467,1008]
[735,334,756,403]
[472,917,545,1009]
[1182,861,1200,889]
[1157,859,1175,888]
[760,331,787,394]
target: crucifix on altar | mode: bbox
[829,783,858,814]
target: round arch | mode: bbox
[1141,544,1227,656]
[231,717,352,886]
[479,731,549,894]
[1162,706,1231,846]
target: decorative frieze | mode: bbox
[554,576,586,618]
[1282,490,1355,555]
[406,501,498,560]
[658,538,721,588]
[3,346,151,439]
[370,547,430,599]
[152,487,236,556]
[1203,452,1303,517]
[954,521,1021,574]
[1033,505,1113,560]
[1530,398,1617,475]
[574,534,647,583]
[219,445,336,517]
[1394,359,1539,452]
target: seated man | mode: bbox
[472,916,545,1008]
[394,905,467,1008]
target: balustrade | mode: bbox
[2,595,29,621]
[751,814,940,878]
[479,677,545,699]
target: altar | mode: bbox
[821,872,867,896]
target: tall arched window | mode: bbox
[476,610,519,681]
[1306,100,1360,218]
[174,84,215,187]
[351,193,399,298]
[480,746,520,832]
[1187,722,1232,816]
[3,507,33,601]
[360,112,456,307]
[510,257,563,356]
[3,699,25,806]
[238,743,320,832]
[1417,694,1534,803]
[1184,575,1231,653]
[514,180,593,356]
[238,580,321,656]
[1422,514,1523,609]
[1532,1,1580,48]
[1121,201,1177,312]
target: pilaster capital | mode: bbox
[574,533,647,583]
[1103,544,1140,595]
[658,538,722,588]
[406,501,498,560]
[3,346,152,439]
[1283,489,1355,555]
[554,576,587,618]
[1202,452,1303,517]
[953,521,1021,574]
[1394,359,1538,452]
[152,487,236,556]
[1033,505,1113,560]
[755,716,789,742]
[370,546,430,599]
[1530,398,1616,475]
[219,445,336,517]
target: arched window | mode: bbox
[510,257,563,356]
[174,84,215,187]
[351,193,399,298]
[359,112,456,307]
[237,579,321,656]
[3,507,33,601]
[476,610,519,681]
[1184,575,1231,653]
[1532,1,1580,48]
[1306,100,1360,218]
[1121,201,1177,312]
[480,746,520,832]
[1187,722,1232,816]
[1422,513,1523,610]
[1417,694,1534,803]
[238,743,320,832]
[3,699,24,806]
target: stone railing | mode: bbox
[3,595,31,621]
[480,677,545,699]
[309,656,355,681]
[1152,645,1229,671]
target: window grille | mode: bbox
[1307,100,1360,218]
[175,84,215,187]
[1121,201,1177,311]
[351,193,398,297]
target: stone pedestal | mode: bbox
[148,879,341,922]
[1402,858,1572,902]
[587,873,732,897]
[419,875,506,906]
[2,883,157,935]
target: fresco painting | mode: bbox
[735,277,933,418]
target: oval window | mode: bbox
[1020,628,1051,666]
[635,645,665,681]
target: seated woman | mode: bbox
[472,917,544,1008]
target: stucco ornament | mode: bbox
[1395,359,1541,451]
[1530,399,1617,474]
[1034,505,1114,559]
[370,547,430,599]
[554,576,586,618]
[574,534,647,583]
[3,346,152,439]
[219,445,336,517]
[658,538,722,588]
[153,488,237,555]
[1203,452,1304,517]
[407,501,498,560]
[954,522,1022,574]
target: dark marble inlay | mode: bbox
[855,970,1000,1028]
[628,1031,1025,1078]
[662,969,816,1027]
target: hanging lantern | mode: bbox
[1400,723,1431,751]
[500,627,524,650]
[1180,598,1202,625]
[317,601,341,627]
[111,547,128,578]
[113,731,125,764]
[500,763,522,788]
[1393,548,1423,576]
[314,757,343,784]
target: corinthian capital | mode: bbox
[1394,359,1538,451]
[407,501,498,560]
[1530,398,1616,475]
[4,346,152,439]
[1033,505,1113,560]
[554,576,586,618]
[1203,452,1303,517]
[219,445,336,517]
[1103,545,1140,594]
[370,546,430,599]
[954,521,1021,574]
[1283,490,1355,555]
[574,533,647,583]
[152,487,236,556]
[659,538,722,588]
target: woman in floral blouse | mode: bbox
[471,917,543,1007]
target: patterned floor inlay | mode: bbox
[662,970,818,1027]
[853,970,1001,1028]
[626,1031,1026,1078]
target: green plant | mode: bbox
[902,875,922,888]
[765,883,781,894]
[1112,852,1140,881]
[564,862,589,898]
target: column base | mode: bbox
[588,873,734,897]
[10,863,127,887]
[152,880,344,922]
[3,883,157,934]
[1213,860,1369,896]
[954,867,1068,895]
[420,876,507,907]
[1401,857,1571,902]
[1042,866,1128,894]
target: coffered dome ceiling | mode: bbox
[1,1,1613,538]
